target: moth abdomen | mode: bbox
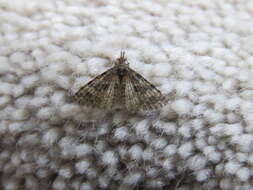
[115,67,127,83]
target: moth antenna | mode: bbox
[121,51,125,58]
[116,51,127,65]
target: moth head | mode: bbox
[114,51,129,66]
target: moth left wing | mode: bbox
[73,68,117,109]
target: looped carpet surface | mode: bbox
[1,0,253,189]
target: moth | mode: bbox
[73,52,166,112]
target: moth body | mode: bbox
[73,52,166,112]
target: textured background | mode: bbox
[1,0,253,189]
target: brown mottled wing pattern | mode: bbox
[73,51,166,112]
[74,68,117,109]
[124,68,166,111]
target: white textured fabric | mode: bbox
[1,0,253,189]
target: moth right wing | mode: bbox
[73,68,117,109]
[124,68,166,112]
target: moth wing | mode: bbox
[124,68,166,111]
[73,68,116,109]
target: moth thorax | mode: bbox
[117,67,127,77]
